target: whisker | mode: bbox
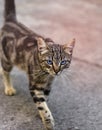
[62,70,73,81]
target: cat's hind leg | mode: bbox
[1,59,16,96]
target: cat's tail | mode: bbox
[4,0,17,22]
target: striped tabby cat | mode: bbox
[0,0,75,130]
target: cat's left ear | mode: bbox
[37,37,48,54]
[63,38,76,55]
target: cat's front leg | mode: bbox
[29,85,55,130]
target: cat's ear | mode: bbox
[37,37,48,54]
[63,38,75,55]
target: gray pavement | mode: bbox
[0,0,102,130]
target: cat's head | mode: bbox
[37,37,75,75]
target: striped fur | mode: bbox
[0,0,75,130]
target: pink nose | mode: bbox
[54,69,59,75]
[52,62,60,74]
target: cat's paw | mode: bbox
[0,68,2,75]
[5,87,16,96]
[44,119,55,130]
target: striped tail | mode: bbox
[4,0,17,22]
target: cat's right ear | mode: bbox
[36,37,48,54]
[63,38,75,55]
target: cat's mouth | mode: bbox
[55,71,61,76]
[48,71,61,76]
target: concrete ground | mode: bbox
[0,0,102,130]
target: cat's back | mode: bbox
[1,21,39,39]
[0,21,39,70]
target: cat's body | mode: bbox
[0,0,75,130]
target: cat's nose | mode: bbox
[53,68,60,75]
[53,62,60,75]
[55,70,59,75]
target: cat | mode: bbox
[0,0,75,130]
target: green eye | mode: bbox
[47,60,53,65]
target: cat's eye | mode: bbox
[61,60,67,65]
[47,60,53,65]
